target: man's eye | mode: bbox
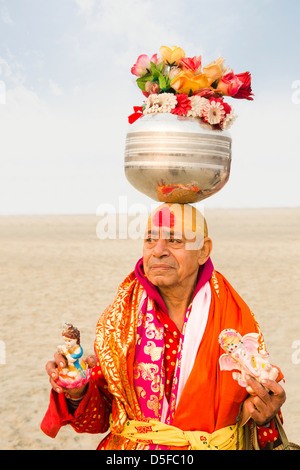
[169,239,183,244]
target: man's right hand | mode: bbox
[45,353,97,398]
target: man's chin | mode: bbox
[148,274,176,288]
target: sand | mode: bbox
[0,208,299,450]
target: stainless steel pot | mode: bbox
[124,113,232,203]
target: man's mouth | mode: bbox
[149,264,174,270]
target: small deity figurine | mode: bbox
[56,323,91,389]
[218,328,279,394]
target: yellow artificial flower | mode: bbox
[202,57,227,85]
[159,46,185,66]
[170,70,210,94]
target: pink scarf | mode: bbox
[133,258,213,424]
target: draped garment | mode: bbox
[41,258,273,450]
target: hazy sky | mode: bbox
[0,0,299,214]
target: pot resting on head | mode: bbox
[124,113,232,204]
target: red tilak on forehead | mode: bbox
[152,206,176,228]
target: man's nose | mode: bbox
[153,239,170,257]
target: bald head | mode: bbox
[146,203,208,250]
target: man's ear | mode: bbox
[198,237,213,266]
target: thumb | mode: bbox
[85,354,98,369]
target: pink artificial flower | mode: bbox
[215,72,243,97]
[179,56,202,74]
[145,81,161,95]
[131,54,158,77]
[216,71,254,101]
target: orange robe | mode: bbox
[41,268,280,449]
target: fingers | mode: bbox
[45,365,64,394]
[45,353,67,394]
[245,393,281,426]
[245,375,286,404]
[54,352,67,369]
[245,375,270,405]
[85,354,97,369]
[244,375,286,426]
[45,353,98,395]
[259,378,286,401]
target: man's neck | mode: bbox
[158,282,196,332]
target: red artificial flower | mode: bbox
[215,72,243,97]
[233,71,254,100]
[128,106,143,124]
[179,56,202,73]
[221,100,232,115]
[171,93,192,116]
[193,88,222,99]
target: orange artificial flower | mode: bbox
[170,70,210,94]
[202,57,228,85]
[159,46,185,66]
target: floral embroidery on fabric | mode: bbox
[250,310,266,353]
[144,341,163,361]
[135,425,153,433]
[94,272,144,438]
[164,303,193,425]
[211,271,220,297]
[133,297,165,419]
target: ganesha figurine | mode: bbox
[218,328,279,394]
[55,323,91,390]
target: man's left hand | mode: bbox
[243,375,286,426]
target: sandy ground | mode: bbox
[0,208,299,450]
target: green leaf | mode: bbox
[136,73,153,91]
[157,62,164,73]
[158,73,166,90]
[161,74,171,92]
[150,61,158,76]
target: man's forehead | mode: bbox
[147,203,207,235]
[150,205,176,228]
[146,227,183,239]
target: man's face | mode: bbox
[143,227,201,289]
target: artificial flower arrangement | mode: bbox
[129,45,253,130]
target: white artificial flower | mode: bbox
[202,100,226,125]
[221,111,238,130]
[143,94,160,114]
[143,93,177,114]
[158,93,177,112]
[187,96,208,118]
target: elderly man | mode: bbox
[41,203,285,450]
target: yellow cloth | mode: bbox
[114,418,243,450]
